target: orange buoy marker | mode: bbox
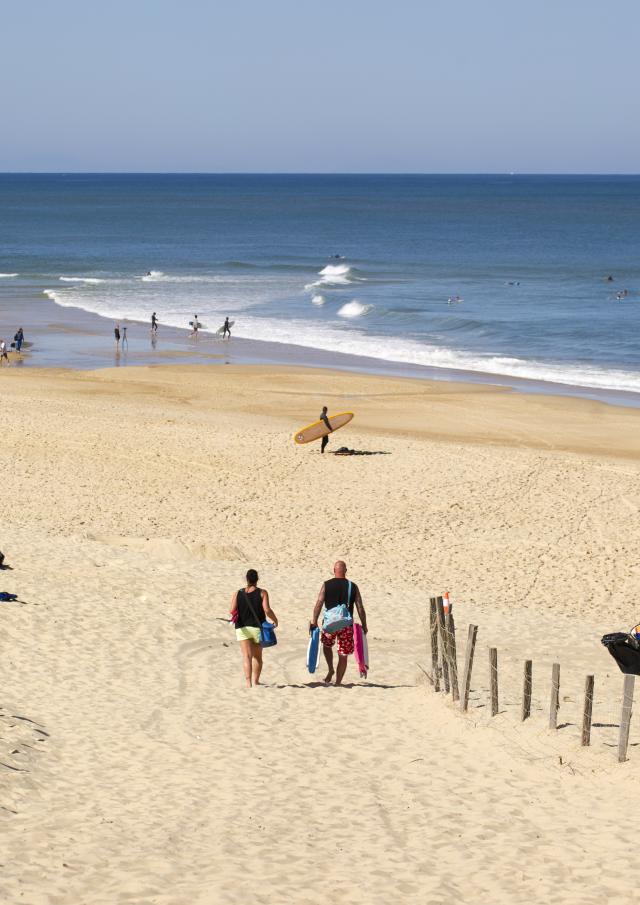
[443,591,452,615]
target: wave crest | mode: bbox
[338,300,373,318]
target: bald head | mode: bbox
[333,560,347,578]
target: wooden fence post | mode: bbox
[436,597,450,694]
[429,598,440,692]
[549,663,560,730]
[618,674,635,763]
[489,647,499,716]
[460,624,478,712]
[581,675,594,746]
[445,612,460,702]
[521,660,532,721]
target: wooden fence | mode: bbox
[426,596,636,763]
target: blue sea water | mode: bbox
[1,173,639,392]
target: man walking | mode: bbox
[222,316,232,339]
[310,560,367,685]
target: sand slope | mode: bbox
[1,364,640,904]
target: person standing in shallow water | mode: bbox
[230,569,278,688]
[114,323,120,348]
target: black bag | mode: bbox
[601,632,640,675]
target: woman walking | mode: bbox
[230,569,278,687]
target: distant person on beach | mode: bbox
[151,312,158,333]
[114,324,120,348]
[191,315,199,338]
[0,339,9,365]
[14,327,24,354]
[222,317,232,339]
[310,560,367,685]
[320,406,332,454]
[122,325,128,348]
[230,569,278,688]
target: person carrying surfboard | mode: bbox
[320,407,332,454]
[309,561,368,685]
[222,317,232,339]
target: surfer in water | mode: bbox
[320,406,332,454]
[309,561,368,686]
[190,315,199,338]
[222,316,231,339]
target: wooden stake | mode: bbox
[489,647,499,716]
[618,674,635,763]
[436,597,450,694]
[460,624,478,712]
[429,598,440,692]
[446,612,460,702]
[581,675,594,746]
[549,663,560,730]
[522,660,532,721]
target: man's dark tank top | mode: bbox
[236,588,264,629]
[324,577,358,615]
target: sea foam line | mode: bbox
[41,287,640,395]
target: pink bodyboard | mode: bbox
[353,624,369,678]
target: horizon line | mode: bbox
[0,170,639,177]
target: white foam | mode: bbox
[305,262,358,290]
[319,264,351,277]
[0,272,18,278]
[311,294,325,306]
[60,276,106,284]
[41,283,640,396]
[338,300,373,318]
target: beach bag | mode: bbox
[322,580,353,634]
[602,626,640,675]
[243,590,277,648]
[0,592,18,602]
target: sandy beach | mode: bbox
[2,363,640,905]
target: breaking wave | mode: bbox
[338,300,373,318]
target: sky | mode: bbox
[1,0,639,173]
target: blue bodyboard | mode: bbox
[307,627,321,674]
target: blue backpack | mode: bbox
[322,580,354,634]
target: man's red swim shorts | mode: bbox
[321,625,355,656]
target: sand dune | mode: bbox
[1,364,640,903]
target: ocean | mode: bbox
[1,173,639,396]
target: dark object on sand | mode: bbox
[332,447,390,456]
[0,550,4,567]
[602,632,640,675]
[0,592,18,602]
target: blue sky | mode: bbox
[2,0,638,172]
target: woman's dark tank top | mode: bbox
[236,588,264,629]
[324,577,358,615]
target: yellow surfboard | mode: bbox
[293,411,354,445]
